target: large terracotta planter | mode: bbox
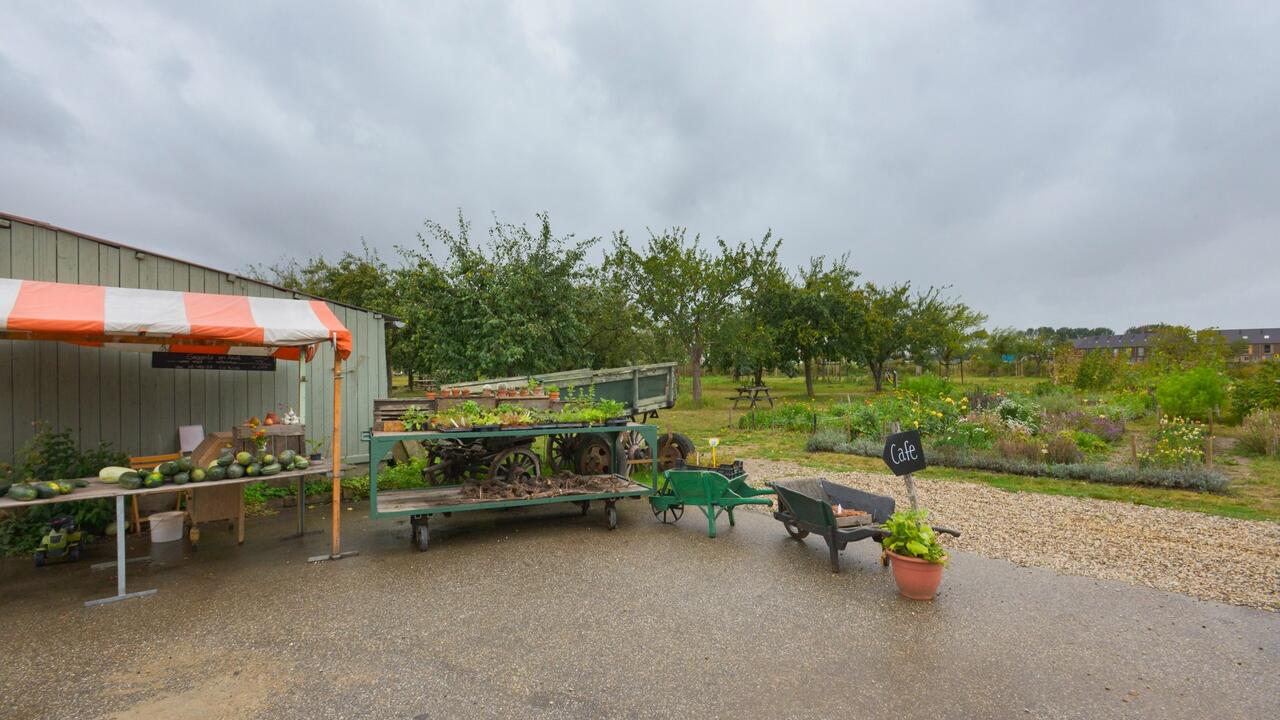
[888,551,946,600]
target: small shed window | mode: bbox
[1266,344,1273,355]
[1137,347,1145,357]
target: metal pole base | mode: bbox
[281,530,324,541]
[307,550,360,563]
[84,588,157,608]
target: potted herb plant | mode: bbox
[547,385,560,401]
[401,405,429,432]
[307,438,326,461]
[881,509,949,600]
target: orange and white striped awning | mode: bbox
[0,279,351,361]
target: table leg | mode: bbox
[84,495,157,607]
[237,487,245,544]
[296,476,305,536]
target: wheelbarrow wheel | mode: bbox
[783,521,809,540]
[606,502,618,530]
[410,516,429,552]
[652,504,684,524]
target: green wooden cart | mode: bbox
[366,424,661,550]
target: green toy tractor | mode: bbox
[35,515,84,567]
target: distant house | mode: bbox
[1072,329,1277,363]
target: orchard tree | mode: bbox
[607,228,780,404]
[909,292,987,378]
[1148,326,1243,372]
[779,256,861,398]
[844,282,915,392]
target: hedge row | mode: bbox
[805,430,1228,492]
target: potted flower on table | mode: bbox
[881,509,949,600]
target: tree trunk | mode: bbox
[870,362,884,392]
[690,342,704,405]
[754,366,764,387]
[803,356,815,398]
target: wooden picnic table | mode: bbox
[731,385,775,410]
[0,463,345,607]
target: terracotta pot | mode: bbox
[461,388,471,397]
[548,391,560,401]
[519,389,530,397]
[887,551,946,600]
[425,391,437,400]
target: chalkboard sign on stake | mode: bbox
[883,422,927,512]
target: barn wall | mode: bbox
[0,216,385,465]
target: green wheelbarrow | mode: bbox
[649,468,775,538]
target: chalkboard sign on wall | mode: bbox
[152,352,277,372]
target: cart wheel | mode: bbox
[606,503,618,530]
[410,520,430,552]
[492,447,541,485]
[656,432,694,471]
[579,501,590,516]
[547,435,582,473]
[652,504,684,524]
[783,521,809,541]
[69,546,81,562]
[34,551,45,568]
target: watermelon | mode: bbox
[99,466,134,483]
[33,481,60,499]
[159,461,178,476]
[207,466,226,481]
[0,479,10,496]
[173,472,190,485]
[226,463,245,479]
[54,481,74,495]
[119,474,144,490]
[144,472,165,488]
[261,453,276,466]
[246,463,261,477]
[235,451,253,465]
[176,457,194,473]
[260,462,282,476]
[217,453,234,467]
[278,450,296,466]
[7,483,37,501]
[117,471,140,486]
[190,468,207,483]
[73,478,89,488]
[292,457,310,470]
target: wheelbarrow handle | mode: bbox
[931,525,960,538]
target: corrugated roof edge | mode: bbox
[0,211,402,321]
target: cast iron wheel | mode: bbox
[615,430,652,477]
[33,551,45,568]
[410,517,430,552]
[656,432,694,471]
[574,437,614,476]
[606,503,618,530]
[579,501,590,515]
[783,521,809,540]
[69,546,81,562]
[546,435,582,473]
[652,504,684,524]
[491,447,542,484]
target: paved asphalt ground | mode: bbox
[1,498,1276,720]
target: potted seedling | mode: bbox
[881,509,949,600]
[547,385,560,401]
[307,438,326,461]
[425,389,437,400]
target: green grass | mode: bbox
[653,374,1280,522]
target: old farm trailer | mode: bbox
[442,362,693,474]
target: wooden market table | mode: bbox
[0,464,343,607]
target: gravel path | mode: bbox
[744,458,1280,611]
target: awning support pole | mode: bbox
[309,353,357,562]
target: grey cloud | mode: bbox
[0,1,1277,330]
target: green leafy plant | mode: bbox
[1156,366,1228,422]
[400,405,430,431]
[1237,410,1280,456]
[881,509,948,564]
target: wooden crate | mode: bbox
[232,424,306,458]
[191,431,234,469]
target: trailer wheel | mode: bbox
[491,447,541,484]
[783,521,809,541]
[657,433,694,471]
[575,437,613,476]
[547,435,581,473]
[606,502,618,530]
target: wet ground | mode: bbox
[0,498,1276,719]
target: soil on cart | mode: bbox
[460,472,633,502]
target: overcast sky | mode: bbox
[2,1,1277,331]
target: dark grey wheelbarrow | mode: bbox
[770,478,959,573]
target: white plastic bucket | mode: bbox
[149,511,186,543]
